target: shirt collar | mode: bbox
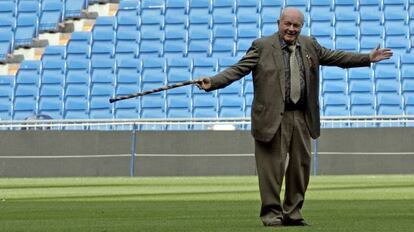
[279,36,301,50]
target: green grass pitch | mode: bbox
[1,175,414,232]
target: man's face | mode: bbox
[278,11,303,44]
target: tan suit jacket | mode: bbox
[207,32,371,142]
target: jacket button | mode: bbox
[280,112,284,116]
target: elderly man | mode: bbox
[197,8,393,227]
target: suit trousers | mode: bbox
[254,110,311,224]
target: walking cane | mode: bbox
[109,79,203,103]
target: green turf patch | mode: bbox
[1,175,413,231]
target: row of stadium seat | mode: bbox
[0,0,97,61]
[1,55,414,120]
[1,0,414,61]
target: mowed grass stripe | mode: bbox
[1,175,414,232]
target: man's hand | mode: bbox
[369,44,393,62]
[195,77,212,90]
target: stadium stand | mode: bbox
[0,0,413,128]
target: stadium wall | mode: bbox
[1,128,414,177]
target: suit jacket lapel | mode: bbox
[271,33,285,101]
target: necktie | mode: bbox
[288,45,300,104]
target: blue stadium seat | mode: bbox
[115,16,140,62]
[65,0,88,19]
[335,19,358,51]
[188,27,211,57]
[217,60,244,119]
[189,10,212,34]
[193,93,218,118]
[0,75,13,120]
[350,93,375,116]
[39,59,65,120]
[375,65,399,80]
[64,97,89,119]
[384,21,409,53]
[140,2,164,32]
[377,93,403,116]
[0,17,14,34]
[141,0,165,16]
[237,0,258,14]
[65,59,90,120]
[91,57,115,86]
[401,54,414,82]
[402,79,414,96]
[15,15,38,47]
[311,0,333,8]
[42,59,66,85]
[17,1,39,19]
[66,59,90,86]
[189,0,212,32]
[323,94,349,116]
[237,24,258,56]
[115,59,141,118]
[164,28,187,58]
[13,98,37,120]
[244,77,253,117]
[311,22,334,48]
[335,5,358,22]
[139,29,164,58]
[39,0,63,32]
[167,57,192,86]
[192,57,218,119]
[140,77,166,123]
[91,29,115,59]
[322,66,347,81]
[38,96,63,119]
[166,60,192,107]
[213,0,235,16]
[405,94,414,115]
[14,61,42,120]
[114,96,140,119]
[193,57,217,78]
[348,67,374,116]
[359,0,382,26]
[285,0,309,12]
[310,6,334,24]
[42,45,66,61]
[0,1,16,19]
[94,16,117,32]
[350,79,373,94]
[66,32,92,61]
[236,1,259,54]
[90,93,113,119]
[167,93,192,123]
[219,95,244,118]
[116,58,141,88]
[360,21,384,52]
[116,0,140,18]
[260,0,282,36]
[0,30,13,62]
[212,25,235,57]
[165,0,188,31]
[167,95,192,120]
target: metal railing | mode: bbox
[1,115,414,130]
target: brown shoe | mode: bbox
[283,218,310,226]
